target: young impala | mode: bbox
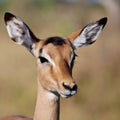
[1,12,107,120]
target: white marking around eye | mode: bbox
[41,53,55,67]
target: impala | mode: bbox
[0,12,107,120]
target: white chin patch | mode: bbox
[48,92,59,101]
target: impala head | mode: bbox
[4,12,107,98]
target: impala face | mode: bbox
[4,12,107,98]
[34,37,77,98]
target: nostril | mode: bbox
[63,82,71,90]
[72,84,77,91]
[63,82,77,91]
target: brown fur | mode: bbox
[67,29,81,42]
[0,116,32,120]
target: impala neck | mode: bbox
[33,78,60,120]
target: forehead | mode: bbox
[35,36,73,57]
[44,37,66,46]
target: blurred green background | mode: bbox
[0,0,120,120]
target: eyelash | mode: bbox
[39,56,49,63]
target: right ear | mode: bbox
[4,12,40,54]
[67,17,107,49]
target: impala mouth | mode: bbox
[49,89,77,98]
[60,90,77,98]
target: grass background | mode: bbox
[0,0,120,120]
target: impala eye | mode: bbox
[39,56,49,63]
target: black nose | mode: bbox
[63,83,77,91]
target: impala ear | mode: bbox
[67,17,107,49]
[4,12,40,54]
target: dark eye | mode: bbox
[39,56,49,63]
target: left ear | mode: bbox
[67,17,107,49]
[4,12,40,55]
